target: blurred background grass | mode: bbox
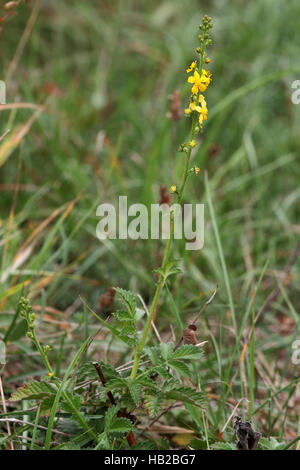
[0,0,300,440]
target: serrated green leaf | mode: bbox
[136,376,158,390]
[211,442,237,450]
[109,417,133,434]
[104,404,120,430]
[119,335,137,346]
[77,361,119,384]
[120,324,137,336]
[171,344,203,360]
[115,287,136,318]
[106,377,143,406]
[132,441,157,450]
[189,438,208,450]
[154,259,182,282]
[162,378,179,392]
[96,432,111,450]
[168,359,191,377]
[113,309,132,322]
[259,436,287,450]
[145,346,160,366]
[135,308,145,321]
[165,386,206,407]
[10,381,56,402]
[39,395,56,417]
[61,392,82,413]
[160,342,174,360]
[127,380,142,406]
[144,394,164,417]
[105,378,127,392]
[155,365,172,379]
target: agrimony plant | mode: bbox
[130,15,213,378]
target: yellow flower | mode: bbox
[187,95,208,123]
[187,70,201,94]
[189,102,197,111]
[170,185,177,193]
[186,60,197,73]
[189,140,196,148]
[200,69,212,91]
[202,69,212,77]
[185,93,208,127]
[199,110,208,124]
[48,372,54,378]
[187,69,212,94]
[198,94,208,124]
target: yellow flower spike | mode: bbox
[170,185,177,193]
[189,140,196,148]
[187,69,212,94]
[186,60,197,73]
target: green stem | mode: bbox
[32,335,53,375]
[30,326,97,442]
[130,115,197,379]
[60,389,97,440]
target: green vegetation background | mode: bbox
[0,0,300,444]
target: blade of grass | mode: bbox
[205,171,236,333]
